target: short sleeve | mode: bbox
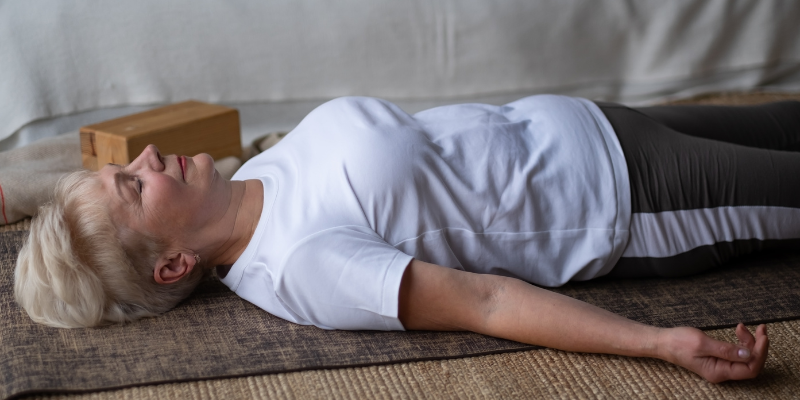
[274,226,413,331]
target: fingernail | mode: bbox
[738,349,750,358]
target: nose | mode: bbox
[129,144,165,172]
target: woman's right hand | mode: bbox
[657,324,769,383]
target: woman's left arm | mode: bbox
[398,259,769,383]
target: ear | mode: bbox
[153,252,197,284]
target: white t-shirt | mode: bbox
[222,95,631,331]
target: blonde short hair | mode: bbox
[14,169,207,328]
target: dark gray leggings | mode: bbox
[595,101,800,278]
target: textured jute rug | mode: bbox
[25,320,800,400]
[4,231,800,398]
[7,91,800,400]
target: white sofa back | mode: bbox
[2,0,799,149]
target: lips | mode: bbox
[178,156,186,181]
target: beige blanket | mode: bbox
[0,131,285,226]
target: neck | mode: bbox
[205,179,264,267]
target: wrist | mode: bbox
[612,323,664,359]
[653,327,676,363]
[635,325,666,360]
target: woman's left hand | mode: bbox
[658,323,769,383]
[399,260,770,384]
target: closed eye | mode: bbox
[136,178,143,194]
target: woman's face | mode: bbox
[96,144,229,249]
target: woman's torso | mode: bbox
[221,95,630,330]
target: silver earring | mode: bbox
[194,254,201,264]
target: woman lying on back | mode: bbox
[17,95,797,383]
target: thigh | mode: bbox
[597,105,800,278]
[633,101,800,151]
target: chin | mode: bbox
[182,154,208,185]
[192,153,215,171]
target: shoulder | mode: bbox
[279,226,393,265]
[275,226,409,287]
[273,225,412,330]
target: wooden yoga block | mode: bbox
[80,100,241,170]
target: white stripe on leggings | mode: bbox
[622,206,800,258]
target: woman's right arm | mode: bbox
[398,259,769,383]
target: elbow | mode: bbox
[470,274,509,333]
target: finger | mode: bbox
[701,335,752,362]
[751,325,769,366]
[715,336,768,380]
[756,324,768,339]
[735,323,755,348]
[733,324,769,378]
[704,325,769,382]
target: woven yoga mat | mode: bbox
[2,230,800,399]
